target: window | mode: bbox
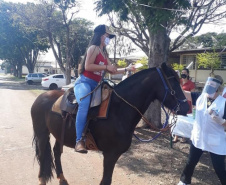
[39,74,45,77]
[32,74,38,77]
[54,75,64,78]
[220,54,226,69]
[181,55,196,69]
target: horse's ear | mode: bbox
[161,62,167,71]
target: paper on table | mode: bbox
[134,63,143,68]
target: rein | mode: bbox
[113,67,185,142]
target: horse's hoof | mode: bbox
[39,177,46,185]
[59,179,69,185]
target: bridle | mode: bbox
[156,67,187,126]
[156,68,187,128]
[114,67,187,142]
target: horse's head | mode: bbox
[157,63,189,115]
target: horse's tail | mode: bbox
[32,131,55,182]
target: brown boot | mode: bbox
[75,140,87,154]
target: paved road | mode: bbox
[0,74,136,185]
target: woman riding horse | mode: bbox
[31,62,189,185]
[74,24,135,153]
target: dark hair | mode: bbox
[213,75,224,92]
[182,68,190,80]
[214,75,223,84]
[89,32,102,46]
[78,32,108,74]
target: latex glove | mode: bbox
[210,114,226,125]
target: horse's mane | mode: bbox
[114,63,179,91]
[115,67,156,89]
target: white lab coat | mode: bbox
[191,93,226,155]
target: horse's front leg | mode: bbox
[53,141,69,185]
[100,152,121,185]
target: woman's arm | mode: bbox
[106,58,135,74]
[115,65,135,74]
[183,90,192,102]
[85,46,112,72]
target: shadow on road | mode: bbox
[0,75,47,91]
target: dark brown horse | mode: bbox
[31,63,189,185]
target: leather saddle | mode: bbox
[57,81,113,118]
[51,80,114,152]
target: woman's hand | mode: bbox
[126,64,136,72]
[209,109,226,125]
[106,64,117,74]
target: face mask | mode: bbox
[203,77,221,99]
[205,85,217,98]
[181,74,187,79]
[104,37,110,45]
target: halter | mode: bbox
[133,67,187,142]
[156,67,187,114]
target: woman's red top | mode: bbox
[181,80,195,92]
[83,52,108,82]
[181,79,195,113]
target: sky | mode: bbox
[4,0,108,28]
[4,0,226,35]
[2,0,226,60]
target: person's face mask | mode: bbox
[203,80,220,99]
[104,37,110,46]
[205,85,217,98]
[181,74,187,79]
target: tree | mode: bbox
[117,59,127,67]
[29,0,93,84]
[95,0,226,127]
[0,2,25,77]
[0,2,49,77]
[12,2,50,73]
[171,63,185,72]
[183,32,226,49]
[197,51,221,76]
[135,57,148,71]
[70,19,93,76]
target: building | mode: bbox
[169,48,226,83]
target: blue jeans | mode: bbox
[180,143,226,185]
[74,75,98,142]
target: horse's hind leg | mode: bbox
[100,152,121,185]
[53,141,69,185]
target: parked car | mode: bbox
[41,74,75,90]
[61,81,76,91]
[25,73,48,85]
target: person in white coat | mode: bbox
[178,75,226,185]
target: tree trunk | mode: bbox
[26,59,35,73]
[17,62,23,78]
[12,66,17,77]
[65,21,71,85]
[48,33,66,74]
[65,37,71,85]
[141,29,171,128]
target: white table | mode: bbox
[170,114,194,139]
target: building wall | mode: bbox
[176,51,226,84]
[189,69,226,83]
[22,65,62,75]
